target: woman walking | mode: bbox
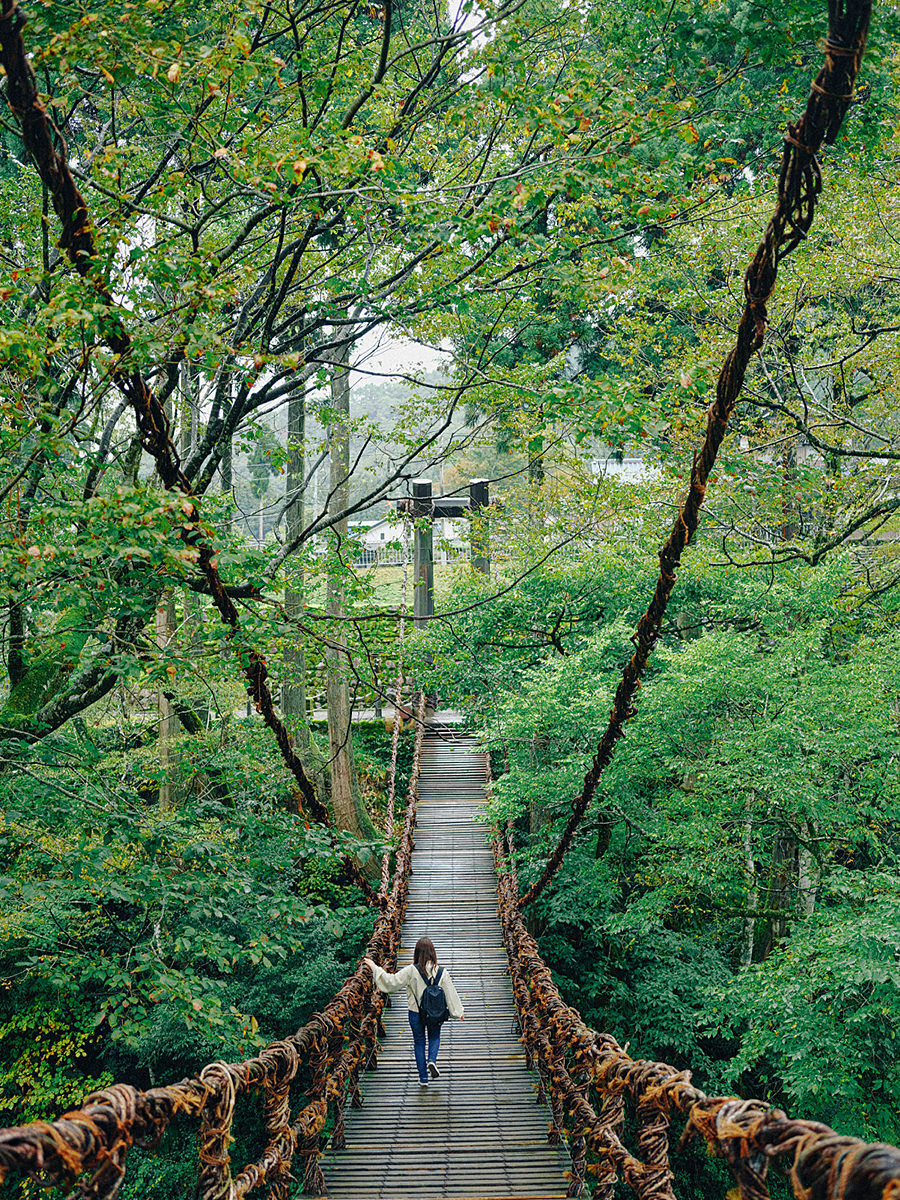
[364,937,464,1085]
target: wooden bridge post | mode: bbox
[469,478,490,576]
[412,478,433,629]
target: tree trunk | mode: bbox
[740,794,757,969]
[822,381,843,537]
[220,439,232,496]
[529,731,550,834]
[528,447,545,487]
[797,821,818,916]
[758,826,793,961]
[283,387,308,720]
[527,406,546,527]
[180,364,202,653]
[326,337,379,866]
[220,404,233,509]
[7,600,26,688]
[595,813,613,860]
[528,433,545,528]
[781,439,799,541]
[0,606,91,730]
[282,384,328,804]
[155,592,177,809]
[156,396,177,809]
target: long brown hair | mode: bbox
[413,937,437,971]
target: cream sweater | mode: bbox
[369,961,464,1018]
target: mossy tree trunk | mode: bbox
[155,592,177,809]
[326,337,379,869]
[283,378,328,806]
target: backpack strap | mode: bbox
[434,967,443,984]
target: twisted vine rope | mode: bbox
[0,0,327,824]
[0,700,427,1198]
[520,0,872,906]
[498,7,886,1184]
[494,832,900,1200]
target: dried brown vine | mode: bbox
[494,831,900,1200]
[519,0,872,906]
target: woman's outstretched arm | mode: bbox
[363,956,413,994]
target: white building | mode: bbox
[350,513,469,567]
[590,448,657,482]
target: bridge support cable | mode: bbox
[519,0,872,908]
[493,828,900,1200]
[0,702,427,1199]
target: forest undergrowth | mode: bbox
[0,717,412,1196]
[428,544,900,1146]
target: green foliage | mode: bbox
[0,0,898,1182]
[0,719,392,1129]
[432,542,900,1140]
[0,1002,113,1126]
[711,876,900,1142]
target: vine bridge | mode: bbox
[1,3,899,1200]
[2,716,900,1200]
[320,730,569,1200]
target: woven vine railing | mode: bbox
[493,829,900,1200]
[0,696,426,1200]
[483,8,895,1195]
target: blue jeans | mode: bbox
[408,1011,441,1082]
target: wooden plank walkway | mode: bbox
[322,728,570,1200]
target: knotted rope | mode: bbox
[494,831,900,1200]
[0,700,427,1197]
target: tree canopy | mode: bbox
[0,0,899,1187]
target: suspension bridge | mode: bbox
[2,713,900,1200]
[320,729,570,1200]
[1,3,898,1199]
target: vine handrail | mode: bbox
[0,697,427,1199]
[493,826,900,1200]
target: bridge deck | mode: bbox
[322,729,569,1200]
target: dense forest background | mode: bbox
[0,0,898,1192]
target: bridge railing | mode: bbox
[492,828,900,1200]
[0,699,427,1200]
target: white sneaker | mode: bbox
[428,1062,440,1079]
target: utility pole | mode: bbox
[412,478,434,629]
[469,478,490,577]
